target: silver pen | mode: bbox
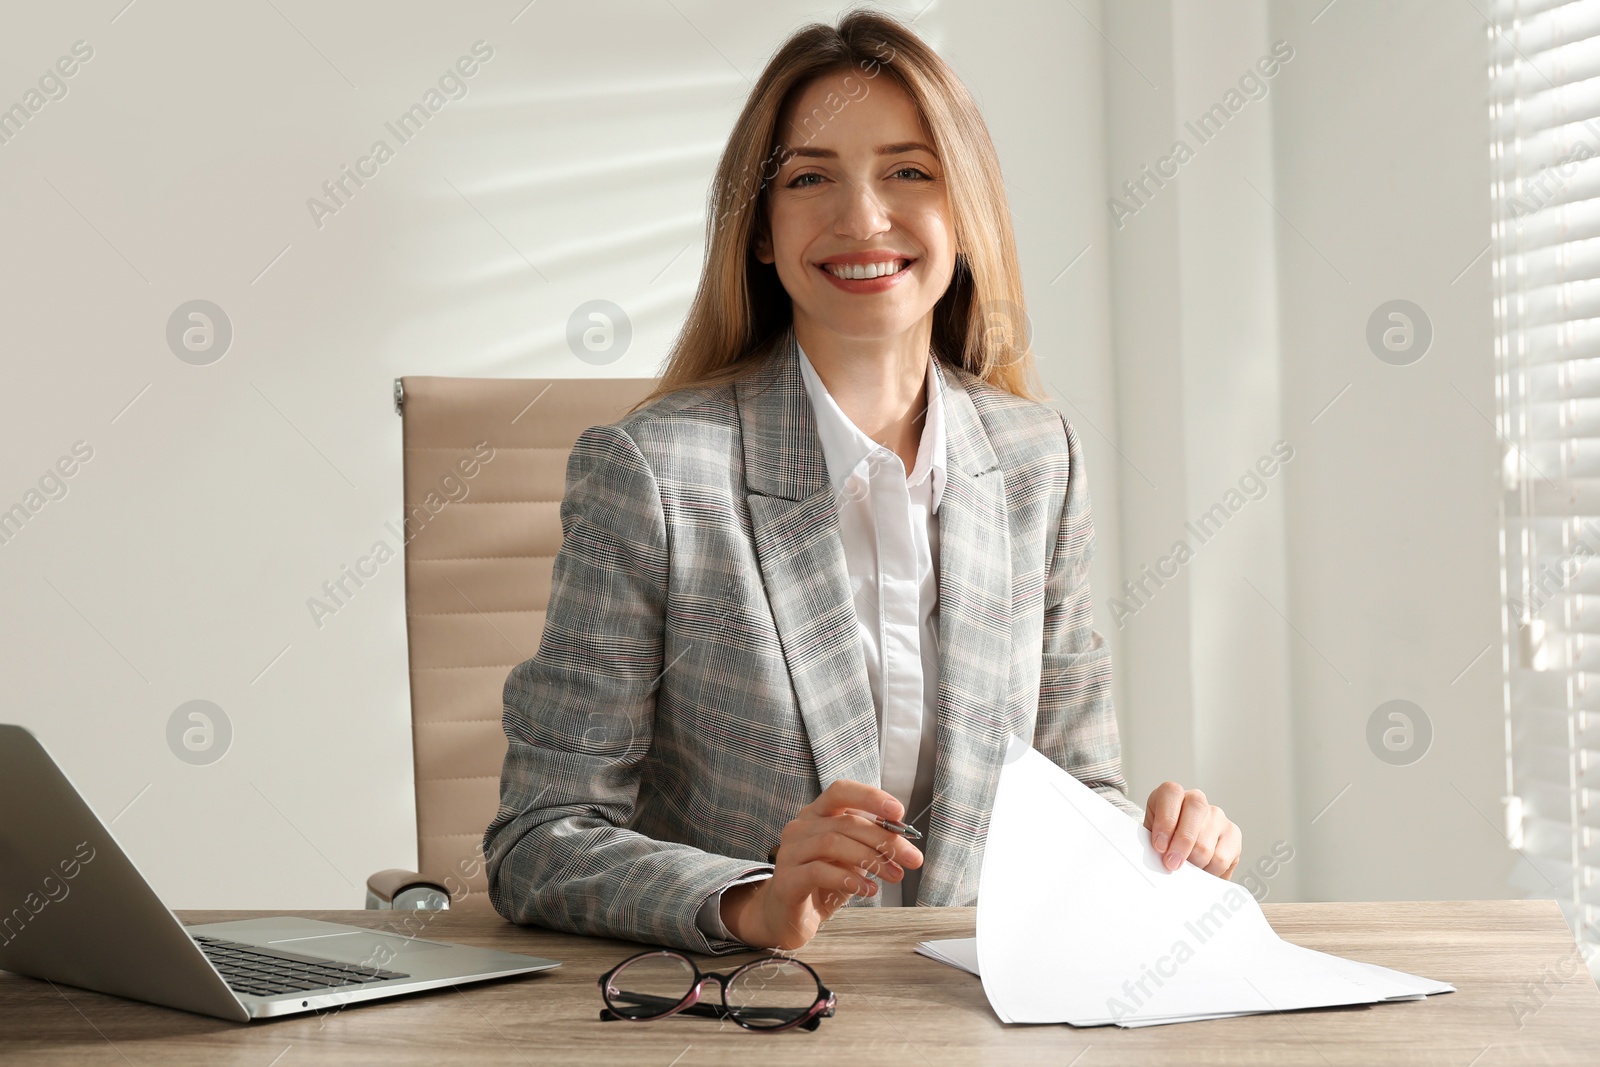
[766,813,923,866]
[869,814,923,841]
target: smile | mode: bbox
[815,258,915,293]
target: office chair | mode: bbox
[366,374,658,910]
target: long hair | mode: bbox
[629,6,1043,412]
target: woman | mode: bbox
[484,9,1241,954]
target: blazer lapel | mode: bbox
[915,358,1015,906]
[738,329,881,794]
[735,334,1015,908]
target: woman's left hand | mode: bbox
[1143,783,1242,879]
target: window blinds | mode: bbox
[1492,0,1600,965]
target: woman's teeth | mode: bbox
[823,259,908,280]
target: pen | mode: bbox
[867,814,923,841]
[768,811,924,865]
[876,819,928,844]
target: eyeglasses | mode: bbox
[596,949,837,1033]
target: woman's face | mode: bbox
[756,71,956,344]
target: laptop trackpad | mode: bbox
[269,930,455,965]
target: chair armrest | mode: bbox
[365,868,450,911]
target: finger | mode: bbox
[793,812,923,870]
[1145,781,1185,852]
[832,812,925,869]
[797,859,876,914]
[803,779,905,823]
[784,827,908,882]
[1185,805,1228,871]
[1205,827,1239,879]
[1206,820,1242,879]
[1162,790,1210,871]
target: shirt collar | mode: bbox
[794,334,947,512]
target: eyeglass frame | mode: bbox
[596,948,837,1033]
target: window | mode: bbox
[1491,0,1600,973]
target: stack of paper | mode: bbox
[914,937,980,975]
[916,737,1453,1028]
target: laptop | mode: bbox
[0,723,560,1021]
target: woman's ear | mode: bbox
[753,231,773,264]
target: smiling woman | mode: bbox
[634,10,1039,410]
[483,6,1243,957]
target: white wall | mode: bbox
[0,0,1517,914]
[1101,0,1512,907]
[1266,0,1513,903]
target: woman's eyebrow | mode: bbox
[784,141,938,160]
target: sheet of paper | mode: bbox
[917,937,1433,1027]
[916,937,980,976]
[973,737,1454,1027]
[923,937,1447,998]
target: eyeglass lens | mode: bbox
[723,957,820,1029]
[604,953,697,1020]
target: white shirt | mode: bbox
[796,340,946,907]
[696,339,947,939]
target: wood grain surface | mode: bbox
[0,900,1595,1066]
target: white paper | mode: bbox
[972,737,1454,1027]
[916,937,1437,1026]
[916,937,980,976]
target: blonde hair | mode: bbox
[630,6,1043,412]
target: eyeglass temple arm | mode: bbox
[600,997,825,1027]
[599,1007,826,1032]
[600,1000,729,1022]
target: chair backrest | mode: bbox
[396,375,659,903]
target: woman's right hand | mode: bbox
[720,780,925,950]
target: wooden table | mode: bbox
[1,900,1596,1065]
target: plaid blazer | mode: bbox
[484,326,1140,954]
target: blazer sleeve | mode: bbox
[482,421,773,954]
[1034,410,1143,820]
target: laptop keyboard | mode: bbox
[194,935,411,998]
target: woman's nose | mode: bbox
[833,176,892,239]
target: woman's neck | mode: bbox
[794,318,932,471]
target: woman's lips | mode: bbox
[815,259,915,294]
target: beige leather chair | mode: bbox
[367,374,658,910]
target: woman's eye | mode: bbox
[787,168,931,188]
